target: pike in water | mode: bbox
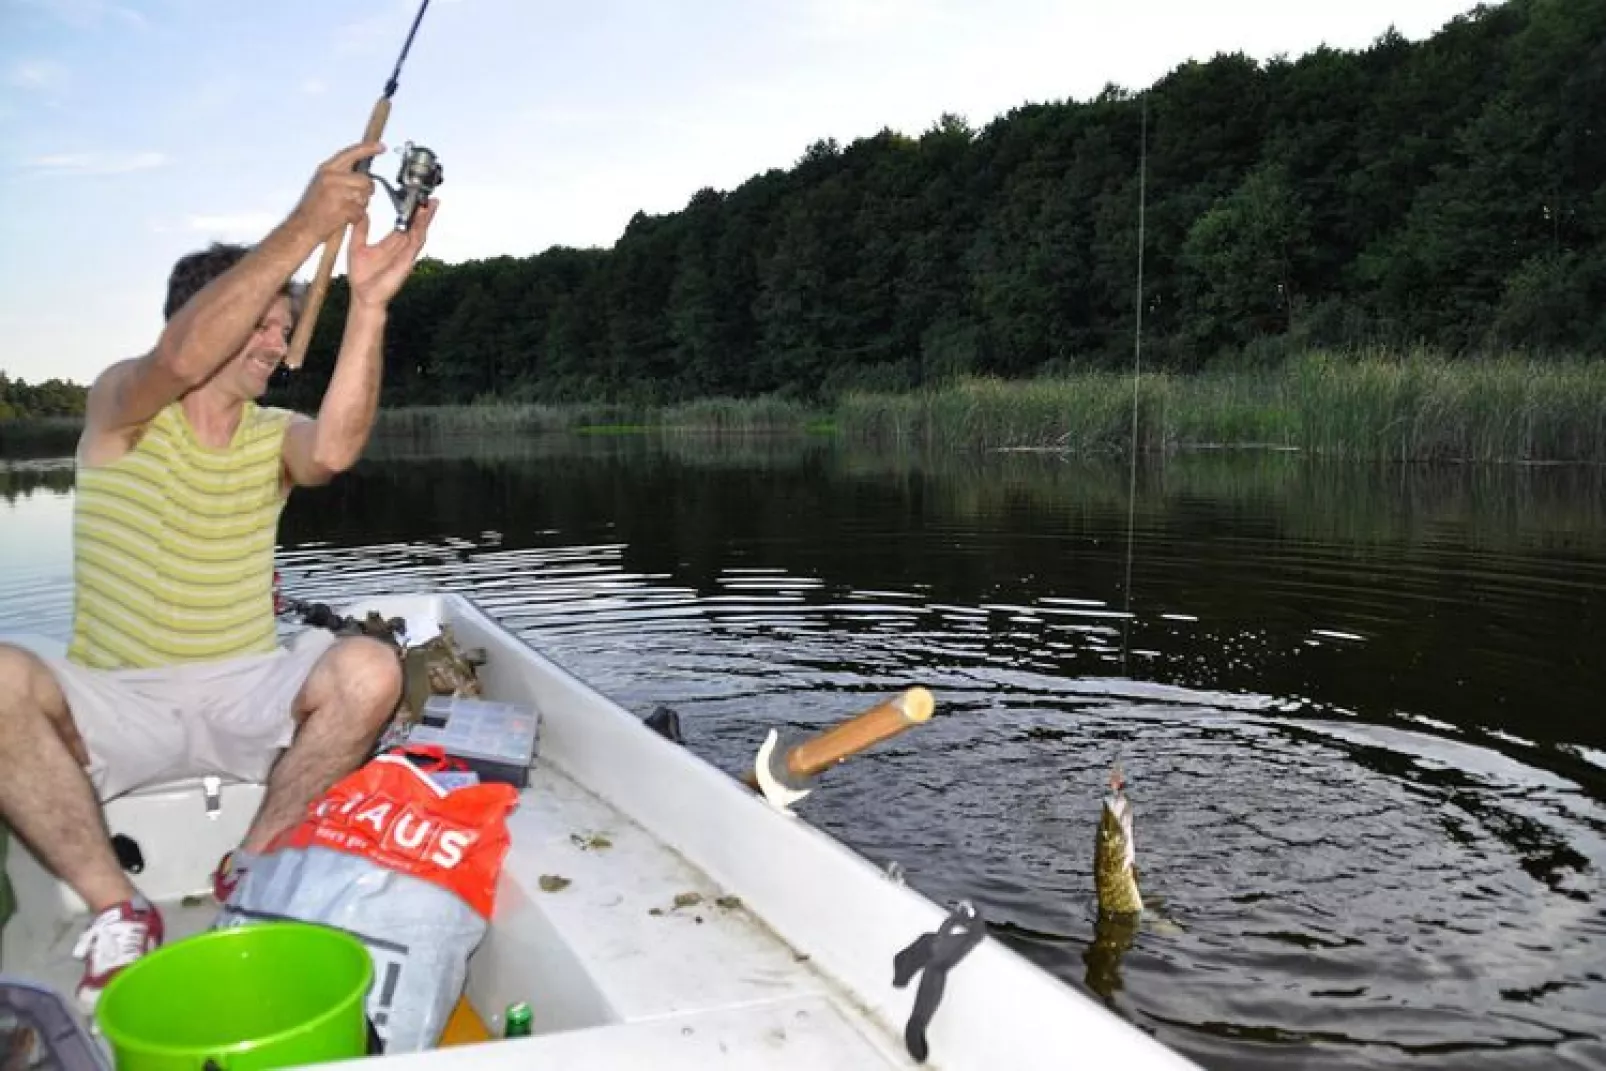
[1093,765,1144,916]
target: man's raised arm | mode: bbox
[281,196,438,489]
[84,141,385,450]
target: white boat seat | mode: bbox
[7,774,268,927]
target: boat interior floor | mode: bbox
[444,760,917,1067]
[5,761,918,1069]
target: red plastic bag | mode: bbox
[267,748,520,918]
[388,742,470,775]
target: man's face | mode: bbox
[223,295,292,399]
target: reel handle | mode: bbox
[285,95,392,370]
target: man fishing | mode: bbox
[0,138,438,1013]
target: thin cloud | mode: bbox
[301,77,327,96]
[12,0,147,30]
[21,150,168,176]
[7,60,70,93]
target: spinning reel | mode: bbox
[371,141,443,231]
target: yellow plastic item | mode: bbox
[438,996,492,1047]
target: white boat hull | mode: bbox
[2,591,1202,1069]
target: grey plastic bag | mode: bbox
[0,977,110,1071]
[213,844,487,1053]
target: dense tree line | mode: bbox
[0,374,87,420]
[264,0,1601,409]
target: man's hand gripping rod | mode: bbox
[285,0,438,370]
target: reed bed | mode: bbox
[658,395,822,433]
[839,349,1606,463]
[7,352,1604,465]
[371,396,822,440]
[373,403,640,438]
[1284,349,1606,462]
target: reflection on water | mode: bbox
[3,436,1605,1070]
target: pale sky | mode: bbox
[0,0,1483,387]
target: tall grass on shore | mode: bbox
[374,403,637,438]
[0,396,829,464]
[659,395,827,433]
[371,396,824,443]
[1286,350,1606,462]
[836,369,1295,455]
[839,350,1606,463]
[6,352,1604,464]
[362,397,826,461]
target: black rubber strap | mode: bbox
[892,900,986,1063]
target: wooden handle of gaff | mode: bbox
[284,97,392,370]
[787,686,934,778]
[742,687,935,791]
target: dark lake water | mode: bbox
[4,433,1605,1070]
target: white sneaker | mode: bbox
[71,895,164,1015]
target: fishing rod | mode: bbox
[284,0,444,370]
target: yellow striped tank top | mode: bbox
[67,401,294,669]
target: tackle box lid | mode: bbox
[409,694,541,768]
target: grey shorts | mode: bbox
[34,628,338,801]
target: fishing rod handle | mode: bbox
[284,96,393,369]
[786,686,935,779]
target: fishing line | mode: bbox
[1120,94,1147,678]
[382,0,432,100]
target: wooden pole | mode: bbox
[742,687,935,792]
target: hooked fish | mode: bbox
[1093,764,1144,916]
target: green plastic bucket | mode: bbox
[95,921,372,1070]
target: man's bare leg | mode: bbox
[0,644,135,913]
[239,636,402,853]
